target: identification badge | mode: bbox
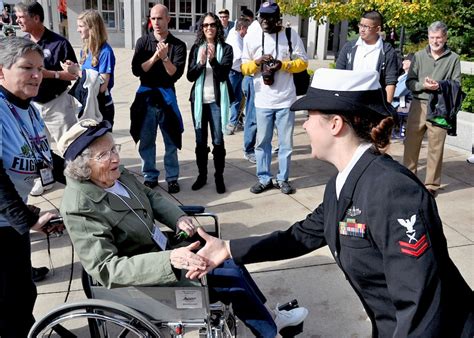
[37,161,55,186]
[152,225,168,251]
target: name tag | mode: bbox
[152,225,168,251]
[37,161,55,186]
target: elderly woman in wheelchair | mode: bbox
[53,119,307,337]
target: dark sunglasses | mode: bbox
[202,22,217,29]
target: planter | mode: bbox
[446,111,473,152]
[461,61,474,75]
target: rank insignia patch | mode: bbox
[339,218,366,238]
[399,234,429,257]
[397,214,430,257]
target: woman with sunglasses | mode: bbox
[187,12,233,194]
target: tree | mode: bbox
[277,0,442,29]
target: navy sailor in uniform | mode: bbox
[185,69,473,337]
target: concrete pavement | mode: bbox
[30,48,473,337]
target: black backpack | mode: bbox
[285,27,310,96]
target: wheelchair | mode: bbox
[28,206,238,337]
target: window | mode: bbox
[84,0,117,30]
[101,0,116,28]
[161,0,209,32]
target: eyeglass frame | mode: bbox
[202,22,217,29]
[358,23,379,31]
[92,144,121,162]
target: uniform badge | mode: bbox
[339,218,366,238]
[397,214,430,257]
[346,205,361,217]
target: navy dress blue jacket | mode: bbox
[230,148,473,337]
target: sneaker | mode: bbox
[224,123,235,135]
[272,147,279,156]
[467,154,474,164]
[167,180,180,194]
[244,152,256,164]
[250,180,273,194]
[143,180,158,189]
[30,178,53,196]
[275,181,295,194]
[32,266,50,283]
[273,305,308,332]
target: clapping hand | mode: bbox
[207,43,215,61]
[157,41,169,60]
[185,227,231,280]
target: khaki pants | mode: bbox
[32,90,78,144]
[403,98,447,190]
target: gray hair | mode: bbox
[14,1,45,22]
[64,147,92,181]
[428,21,448,35]
[0,36,43,69]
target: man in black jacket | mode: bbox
[130,4,186,194]
[336,11,399,103]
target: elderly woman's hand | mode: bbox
[170,241,208,271]
[176,216,196,237]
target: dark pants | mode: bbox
[0,227,37,337]
[208,259,277,337]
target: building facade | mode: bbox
[38,0,336,59]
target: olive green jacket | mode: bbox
[60,167,186,288]
[407,45,461,101]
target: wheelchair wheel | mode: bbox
[28,299,163,338]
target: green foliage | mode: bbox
[403,40,428,55]
[461,74,474,113]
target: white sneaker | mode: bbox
[467,154,474,164]
[244,152,256,164]
[273,305,308,332]
[30,178,53,196]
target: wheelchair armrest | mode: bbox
[179,205,205,215]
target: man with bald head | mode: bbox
[131,4,187,193]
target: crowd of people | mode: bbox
[0,0,472,337]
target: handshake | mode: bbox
[257,54,282,86]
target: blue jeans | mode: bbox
[208,259,277,337]
[192,102,224,147]
[242,76,257,155]
[138,102,179,182]
[255,107,295,184]
[229,70,243,126]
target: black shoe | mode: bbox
[250,181,273,194]
[215,175,226,194]
[168,180,180,194]
[32,266,49,283]
[143,180,158,189]
[192,175,207,191]
[276,181,295,194]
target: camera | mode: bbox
[261,59,277,86]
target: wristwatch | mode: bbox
[54,71,60,79]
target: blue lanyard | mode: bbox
[0,92,51,165]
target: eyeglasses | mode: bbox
[202,22,217,29]
[93,144,121,162]
[358,23,378,31]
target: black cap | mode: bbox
[58,119,112,161]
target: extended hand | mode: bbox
[31,211,63,234]
[185,227,230,279]
[423,77,439,91]
[170,241,208,271]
